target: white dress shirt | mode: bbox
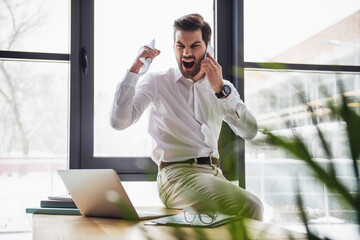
[110,66,257,165]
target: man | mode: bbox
[110,13,263,221]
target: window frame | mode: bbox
[70,0,245,182]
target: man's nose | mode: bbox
[183,47,192,57]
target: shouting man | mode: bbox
[110,13,263,221]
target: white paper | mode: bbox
[138,39,155,76]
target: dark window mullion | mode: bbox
[234,0,246,189]
[69,0,82,169]
[0,50,69,61]
[84,157,156,172]
[243,61,360,72]
[216,0,245,187]
[80,0,95,167]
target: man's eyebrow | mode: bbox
[191,41,201,46]
[176,41,202,46]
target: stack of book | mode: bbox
[26,195,81,215]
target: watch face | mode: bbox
[223,85,231,95]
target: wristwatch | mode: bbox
[215,84,231,99]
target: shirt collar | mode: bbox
[174,66,183,82]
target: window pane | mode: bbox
[94,0,214,157]
[0,61,69,232]
[245,69,360,223]
[244,0,360,65]
[0,0,69,53]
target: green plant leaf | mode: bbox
[295,189,323,240]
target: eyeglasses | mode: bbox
[183,208,218,224]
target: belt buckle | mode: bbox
[193,157,212,165]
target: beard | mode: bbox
[177,56,202,79]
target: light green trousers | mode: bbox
[157,163,263,221]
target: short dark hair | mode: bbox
[173,13,212,45]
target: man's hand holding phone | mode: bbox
[201,45,223,94]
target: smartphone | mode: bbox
[204,43,214,59]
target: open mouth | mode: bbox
[182,59,195,71]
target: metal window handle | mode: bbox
[81,47,88,75]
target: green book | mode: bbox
[26,207,81,216]
[40,200,77,208]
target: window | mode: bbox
[94,0,214,158]
[244,0,360,224]
[76,0,215,179]
[0,0,70,234]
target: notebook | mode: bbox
[57,169,174,220]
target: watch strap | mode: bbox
[215,90,225,98]
[215,85,231,99]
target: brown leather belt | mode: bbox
[159,157,220,170]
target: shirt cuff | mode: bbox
[219,91,242,111]
[121,70,140,87]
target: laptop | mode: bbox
[57,169,173,220]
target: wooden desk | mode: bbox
[32,207,307,240]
